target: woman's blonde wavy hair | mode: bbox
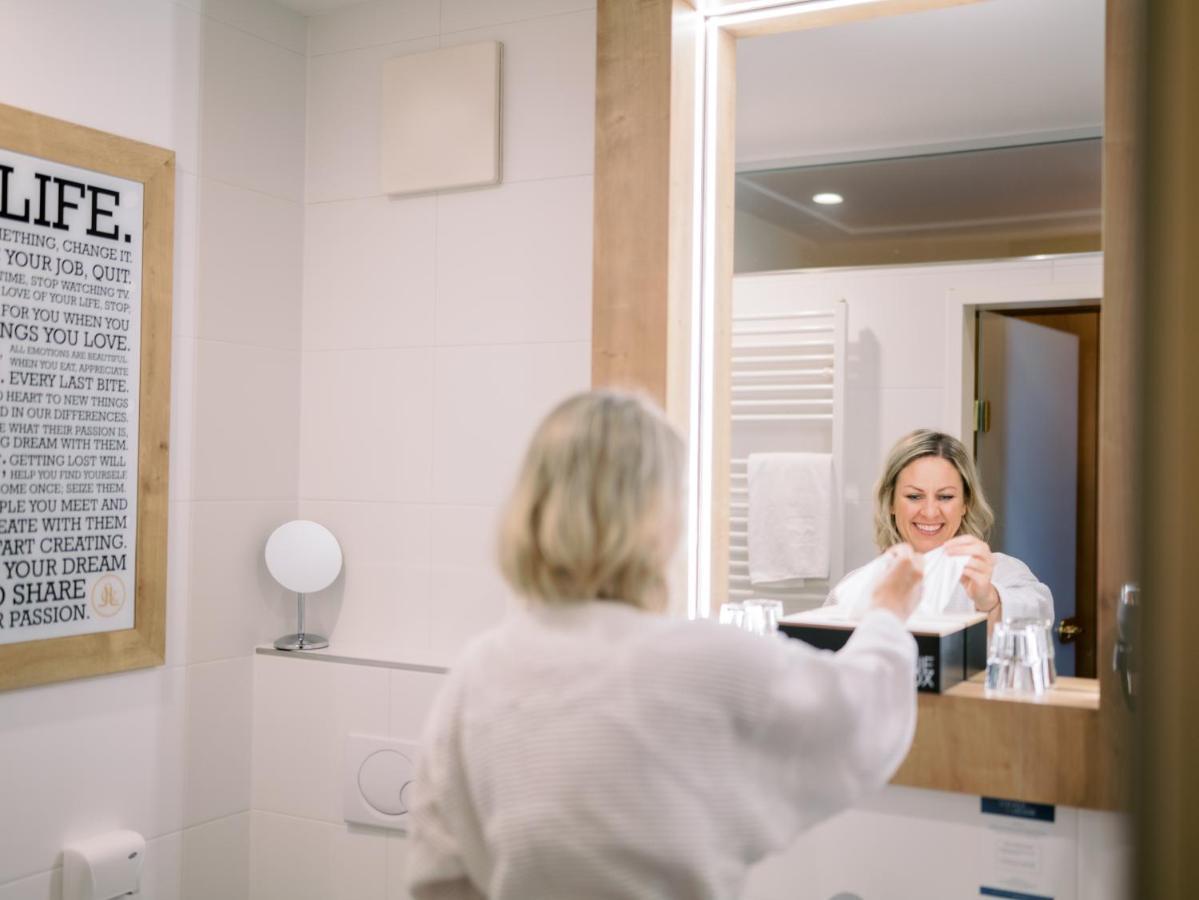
[873,429,994,551]
[498,390,685,612]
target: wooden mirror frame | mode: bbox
[591,0,1140,810]
[0,104,173,692]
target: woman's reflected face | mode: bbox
[891,456,967,552]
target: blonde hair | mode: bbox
[498,390,685,611]
[873,429,994,551]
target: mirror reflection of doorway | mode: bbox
[975,307,1101,676]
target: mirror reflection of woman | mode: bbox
[829,430,1054,625]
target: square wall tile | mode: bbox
[196,178,303,350]
[253,656,390,823]
[201,17,305,201]
[191,341,300,502]
[431,342,589,506]
[297,502,435,660]
[181,813,251,900]
[428,563,513,664]
[166,500,193,667]
[173,171,199,341]
[169,336,197,504]
[298,502,433,569]
[844,281,947,392]
[843,387,943,503]
[0,869,58,900]
[309,0,440,56]
[440,0,596,34]
[435,176,593,346]
[430,505,499,571]
[250,812,388,900]
[388,668,447,741]
[201,0,308,54]
[300,349,435,503]
[323,561,434,661]
[385,834,412,900]
[306,38,438,204]
[0,0,201,173]
[0,666,187,881]
[303,195,436,350]
[182,657,254,826]
[187,500,297,664]
[440,10,595,184]
[0,1,202,175]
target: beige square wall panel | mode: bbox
[380,41,502,196]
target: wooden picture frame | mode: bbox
[0,103,173,691]
[592,0,1138,810]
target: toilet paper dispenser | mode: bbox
[63,829,144,900]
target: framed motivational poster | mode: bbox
[0,103,173,691]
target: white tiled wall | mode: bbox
[251,656,443,900]
[296,0,595,667]
[0,1,304,897]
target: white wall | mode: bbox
[248,0,596,896]
[0,1,305,897]
[295,0,595,664]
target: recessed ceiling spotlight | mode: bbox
[812,192,843,205]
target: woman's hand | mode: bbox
[944,535,1000,613]
[870,544,924,621]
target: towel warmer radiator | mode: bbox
[726,301,847,611]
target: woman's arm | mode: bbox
[991,553,1055,622]
[749,556,921,834]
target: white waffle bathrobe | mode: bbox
[407,601,916,900]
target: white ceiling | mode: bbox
[736,0,1105,168]
[272,0,369,15]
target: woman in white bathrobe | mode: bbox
[407,391,925,900]
[827,429,1053,625]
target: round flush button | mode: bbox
[358,750,413,816]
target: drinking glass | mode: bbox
[984,618,1057,694]
[718,602,745,629]
[743,598,784,635]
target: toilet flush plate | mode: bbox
[344,734,419,832]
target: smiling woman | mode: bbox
[828,428,1055,625]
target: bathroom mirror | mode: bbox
[592,0,1139,809]
[725,0,1104,679]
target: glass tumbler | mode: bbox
[718,602,745,629]
[743,598,784,635]
[984,617,1057,694]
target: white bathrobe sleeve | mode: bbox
[749,609,918,835]
[992,552,1055,623]
[407,676,487,900]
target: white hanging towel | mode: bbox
[747,452,832,585]
[830,546,970,618]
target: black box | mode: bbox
[779,610,988,693]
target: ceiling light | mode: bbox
[812,192,843,205]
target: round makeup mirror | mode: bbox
[265,520,342,650]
